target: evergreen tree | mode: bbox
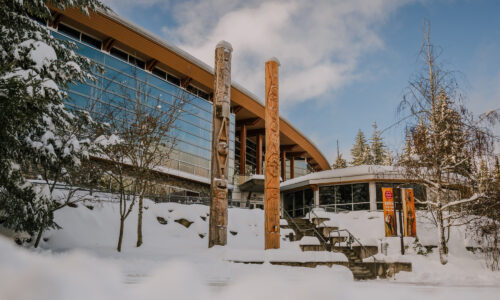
[369,122,388,165]
[363,144,374,165]
[350,129,368,166]
[0,0,106,243]
[333,140,347,169]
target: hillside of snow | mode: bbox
[1,199,499,300]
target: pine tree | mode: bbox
[370,122,388,165]
[0,0,106,243]
[333,140,347,169]
[350,130,368,166]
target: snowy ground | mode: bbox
[1,199,499,299]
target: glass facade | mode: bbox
[284,188,314,217]
[318,183,370,212]
[51,29,235,182]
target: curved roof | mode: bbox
[280,165,406,191]
[52,7,331,171]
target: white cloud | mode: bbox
[162,0,412,105]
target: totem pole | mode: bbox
[208,41,232,248]
[264,58,281,249]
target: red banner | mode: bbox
[402,188,417,237]
[382,187,396,237]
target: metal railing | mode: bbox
[305,205,379,266]
[282,208,331,251]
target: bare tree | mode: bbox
[93,68,185,250]
[398,21,499,265]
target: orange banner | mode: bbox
[402,188,417,237]
[382,187,397,237]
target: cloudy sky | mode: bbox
[101,0,500,163]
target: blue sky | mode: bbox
[102,0,500,163]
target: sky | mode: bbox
[101,0,500,164]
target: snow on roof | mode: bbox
[280,165,405,190]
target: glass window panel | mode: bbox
[353,183,369,203]
[337,185,352,205]
[319,186,335,205]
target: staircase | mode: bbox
[282,210,378,280]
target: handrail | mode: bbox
[305,205,379,265]
[283,209,331,251]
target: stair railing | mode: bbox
[282,209,331,251]
[306,206,379,267]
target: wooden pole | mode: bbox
[290,156,295,179]
[208,41,232,248]
[264,57,280,249]
[256,134,263,175]
[281,150,286,180]
[239,123,247,175]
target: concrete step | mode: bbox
[311,217,330,226]
[317,226,339,238]
[330,236,347,245]
[299,244,328,252]
[332,245,378,259]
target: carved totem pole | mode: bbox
[264,58,280,249]
[208,41,232,248]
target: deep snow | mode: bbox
[1,198,499,300]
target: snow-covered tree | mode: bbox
[370,122,389,165]
[398,22,498,265]
[0,0,106,244]
[350,130,369,166]
[333,140,347,169]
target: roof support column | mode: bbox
[312,185,319,208]
[369,181,377,211]
[239,123,247,175]
[208,41,232,248]
[256,133,263,175]
[281,151,286,181]
[264,58,280,250]
[290,156,295,179]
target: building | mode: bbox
[280,165,426,217]
[44,7,330,201]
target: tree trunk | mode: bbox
[34,223,45,248]
[436,205,448,265]
[34,214,46,248]
[117,216,125,252]
[136,195,143,247]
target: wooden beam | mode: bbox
[49,12,63,28]
[180,77,192,88]
[290,156,295,179]
[281,150,286,181]
[103,38,115,52]
[239,123,246,175]
[280,144,300,152]
[146,59,158,71]
[256,134,263,175]
[286,151,306,158]
[231,105,243,114]
[246,128,266,137]
[236,117,259,128]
